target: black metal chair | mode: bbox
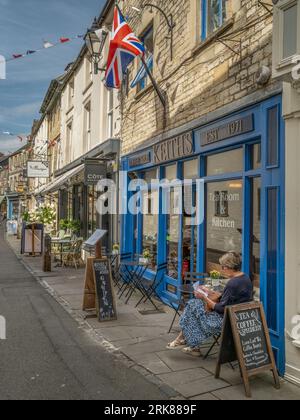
[135,262,168,310]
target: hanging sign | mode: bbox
[27,161,50,178]
[84,161,107,185]
[215,302,280,398]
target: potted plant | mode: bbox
[140,249,151,264]
[210,270,221,287]
[59,219,69,233]
[112,243,120,255]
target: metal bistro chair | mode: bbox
[135,262,167,309]
[62,239,84,270]
[112,252,132,290]
[168,272,208,334]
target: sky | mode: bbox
[0,0,105,154]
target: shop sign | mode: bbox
[129,152,151,168]
[84,161,107,186]
[27,161,50,178]
[201,114,254,146]
[153,132,194,164]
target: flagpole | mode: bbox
[141,56,166,108]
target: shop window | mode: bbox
[267,107,279,167]
[88,186,98,237]
[164,165,180,279]
[251,178,261,301]
[206,148,243,176]
[201,0,227,41]
[283,3,297,59]
[206,180,243,274]
[183,161,199,273]
[141,169,158,269]
[137,26,154,93]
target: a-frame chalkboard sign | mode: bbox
[93,259,117,322]
[215,302,280,398]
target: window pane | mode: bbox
[207,148,243,176]
[165,165,177,181]
[251,178,261,301]
[207,180,243,274]
[283,4,297,59]
[142,190,158,269]
[250,144,261,170]
[183,159,199,180]
[207,0,221,34]
[167,189,180,278]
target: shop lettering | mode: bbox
[201,115,254,146]
[209,192,240,202]
[212,217,235,229]
[129,152,151,168]
[153,132,194,164]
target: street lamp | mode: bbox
[85,17,109,75]
[132,3,175,60]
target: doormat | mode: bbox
[138,309,166,315]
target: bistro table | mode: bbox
[51,238,74,267]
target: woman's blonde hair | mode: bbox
[219,252,242,271]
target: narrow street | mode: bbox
[0,229,168,400]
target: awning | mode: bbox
[35,164,84,196]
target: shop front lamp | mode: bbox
[85,17,109,75]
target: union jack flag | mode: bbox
[105,6,145,89]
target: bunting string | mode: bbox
[4,34,84,63]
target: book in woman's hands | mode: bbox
[193,282,209,298]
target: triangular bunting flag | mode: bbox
[60,37,70,44]
[43,41,54,49]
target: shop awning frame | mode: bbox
[35,164,84,196]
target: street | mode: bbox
[0,229,168,400]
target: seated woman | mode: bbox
[167,252,253,357]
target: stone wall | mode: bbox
[120,0,280,154]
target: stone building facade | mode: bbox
[120,0,279,154]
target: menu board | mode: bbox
[93,259,117,322]
[216,302,280,398]
[234,307,270,371]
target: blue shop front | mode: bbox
[120,94,285,375]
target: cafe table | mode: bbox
[51,238,74,267]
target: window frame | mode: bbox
[137,25,154,93]
[201,0,227,41]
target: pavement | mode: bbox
[5,233,300,400]
[0,229,175,400]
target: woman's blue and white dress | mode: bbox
[179,300,223,348]
[179,274,253,348]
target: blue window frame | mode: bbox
[138,26,154,92]
[201,0,227,41]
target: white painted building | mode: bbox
[273,0,300,385]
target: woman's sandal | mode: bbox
[166,338,186,350]
[182,347,202,357]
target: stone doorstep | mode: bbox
[6,234,300,400]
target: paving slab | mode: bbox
[174,376,230,398]
[190,393,220,400]
[158,368,212,389]
[156,350,209,372]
